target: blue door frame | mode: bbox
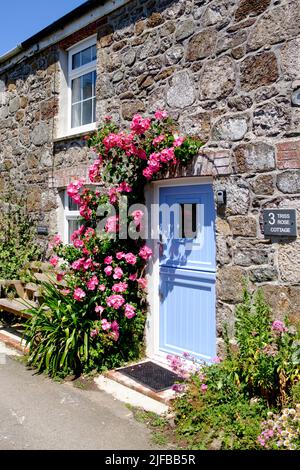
[159,184,216,361]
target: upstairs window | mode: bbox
[68,36,97,133]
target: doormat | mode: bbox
[118,361,180,392]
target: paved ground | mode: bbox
[0,344,154,450]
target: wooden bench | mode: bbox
[0,271,65,320]
[0,280,38,319]
[0,298,34,319]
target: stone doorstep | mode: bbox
[104,367,177,406]
[0,330,29,354]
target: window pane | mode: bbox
[68,196,79,211]
[82,72,93,100]
[68,219,81,243]
[179,203,197,238]
[92,97,96,123]
[72,51,81,69]
[71,77,81,104]
[82,99,93,125]
[71,102,81,128]
[93,70,96,94]
[92,45,97,61]
[81,46,92,66]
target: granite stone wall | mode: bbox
[0,0,300,343]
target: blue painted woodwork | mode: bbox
[159,184,216,361]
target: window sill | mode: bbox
[54,125,97,143]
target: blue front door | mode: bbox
[159,184,216,361]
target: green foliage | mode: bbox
[234,288,300,405]
[291,382,300,404]
[25,282,145,377]
[170,286,300,450]
[0,194,42,280]
[173,384,267,450]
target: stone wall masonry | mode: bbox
[0,47,60,237]
[94,0,300,334]
[1,0,300,347]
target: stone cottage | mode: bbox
[0,0,300,360]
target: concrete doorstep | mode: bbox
[0,328,171,415]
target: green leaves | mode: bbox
[24,279,145,378]
[0,192,42,280]
[24,282,93,377]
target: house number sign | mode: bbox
[263,209,297,237]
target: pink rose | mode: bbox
[154,109,168,120]
[160,147,174,162]
[131,210,144,226]
[71,225,85,241]
[104,256,113,265]
[80,205,92,221]
[152,135,165,146]
[109,331,120,341]
[148,159,161,172]
[48,234,62,250]
[112,282,128,293]
[49,256,59,267]
[139,245,153,260]
[95,305,105,315]
[73,288,86,301]
[73,239,84,248]
[61,289,71,296]
[124,303,136,319]
[124,253,137,265]
[118,182,132,193]
[71,258,84,271]
[113,267,123,279]
[173,136,185,147]
[108,187,118,204]
[116,252,125,260]
[87,275,99,291]
[105,215,119,233]
[67,178,85,200]
[200,384,208,393]
[130,114,151,135]
[56,273,65,282]
[71,193,81,204]
[83,258,93,271]
[137,277,147,290]
[143,167,154,180]
[90,329,99,338]
[109,320,120,341]
[104,266,113,276]
[84,227,95,240]
[129,273,137,281]
[101,319,111,331]
[89,160,101,183]
[106,294,125,309]
[98,284,106,292]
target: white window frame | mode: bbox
[67,35,97,135]
[63,190,81,244]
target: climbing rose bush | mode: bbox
[27,111,202,376]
